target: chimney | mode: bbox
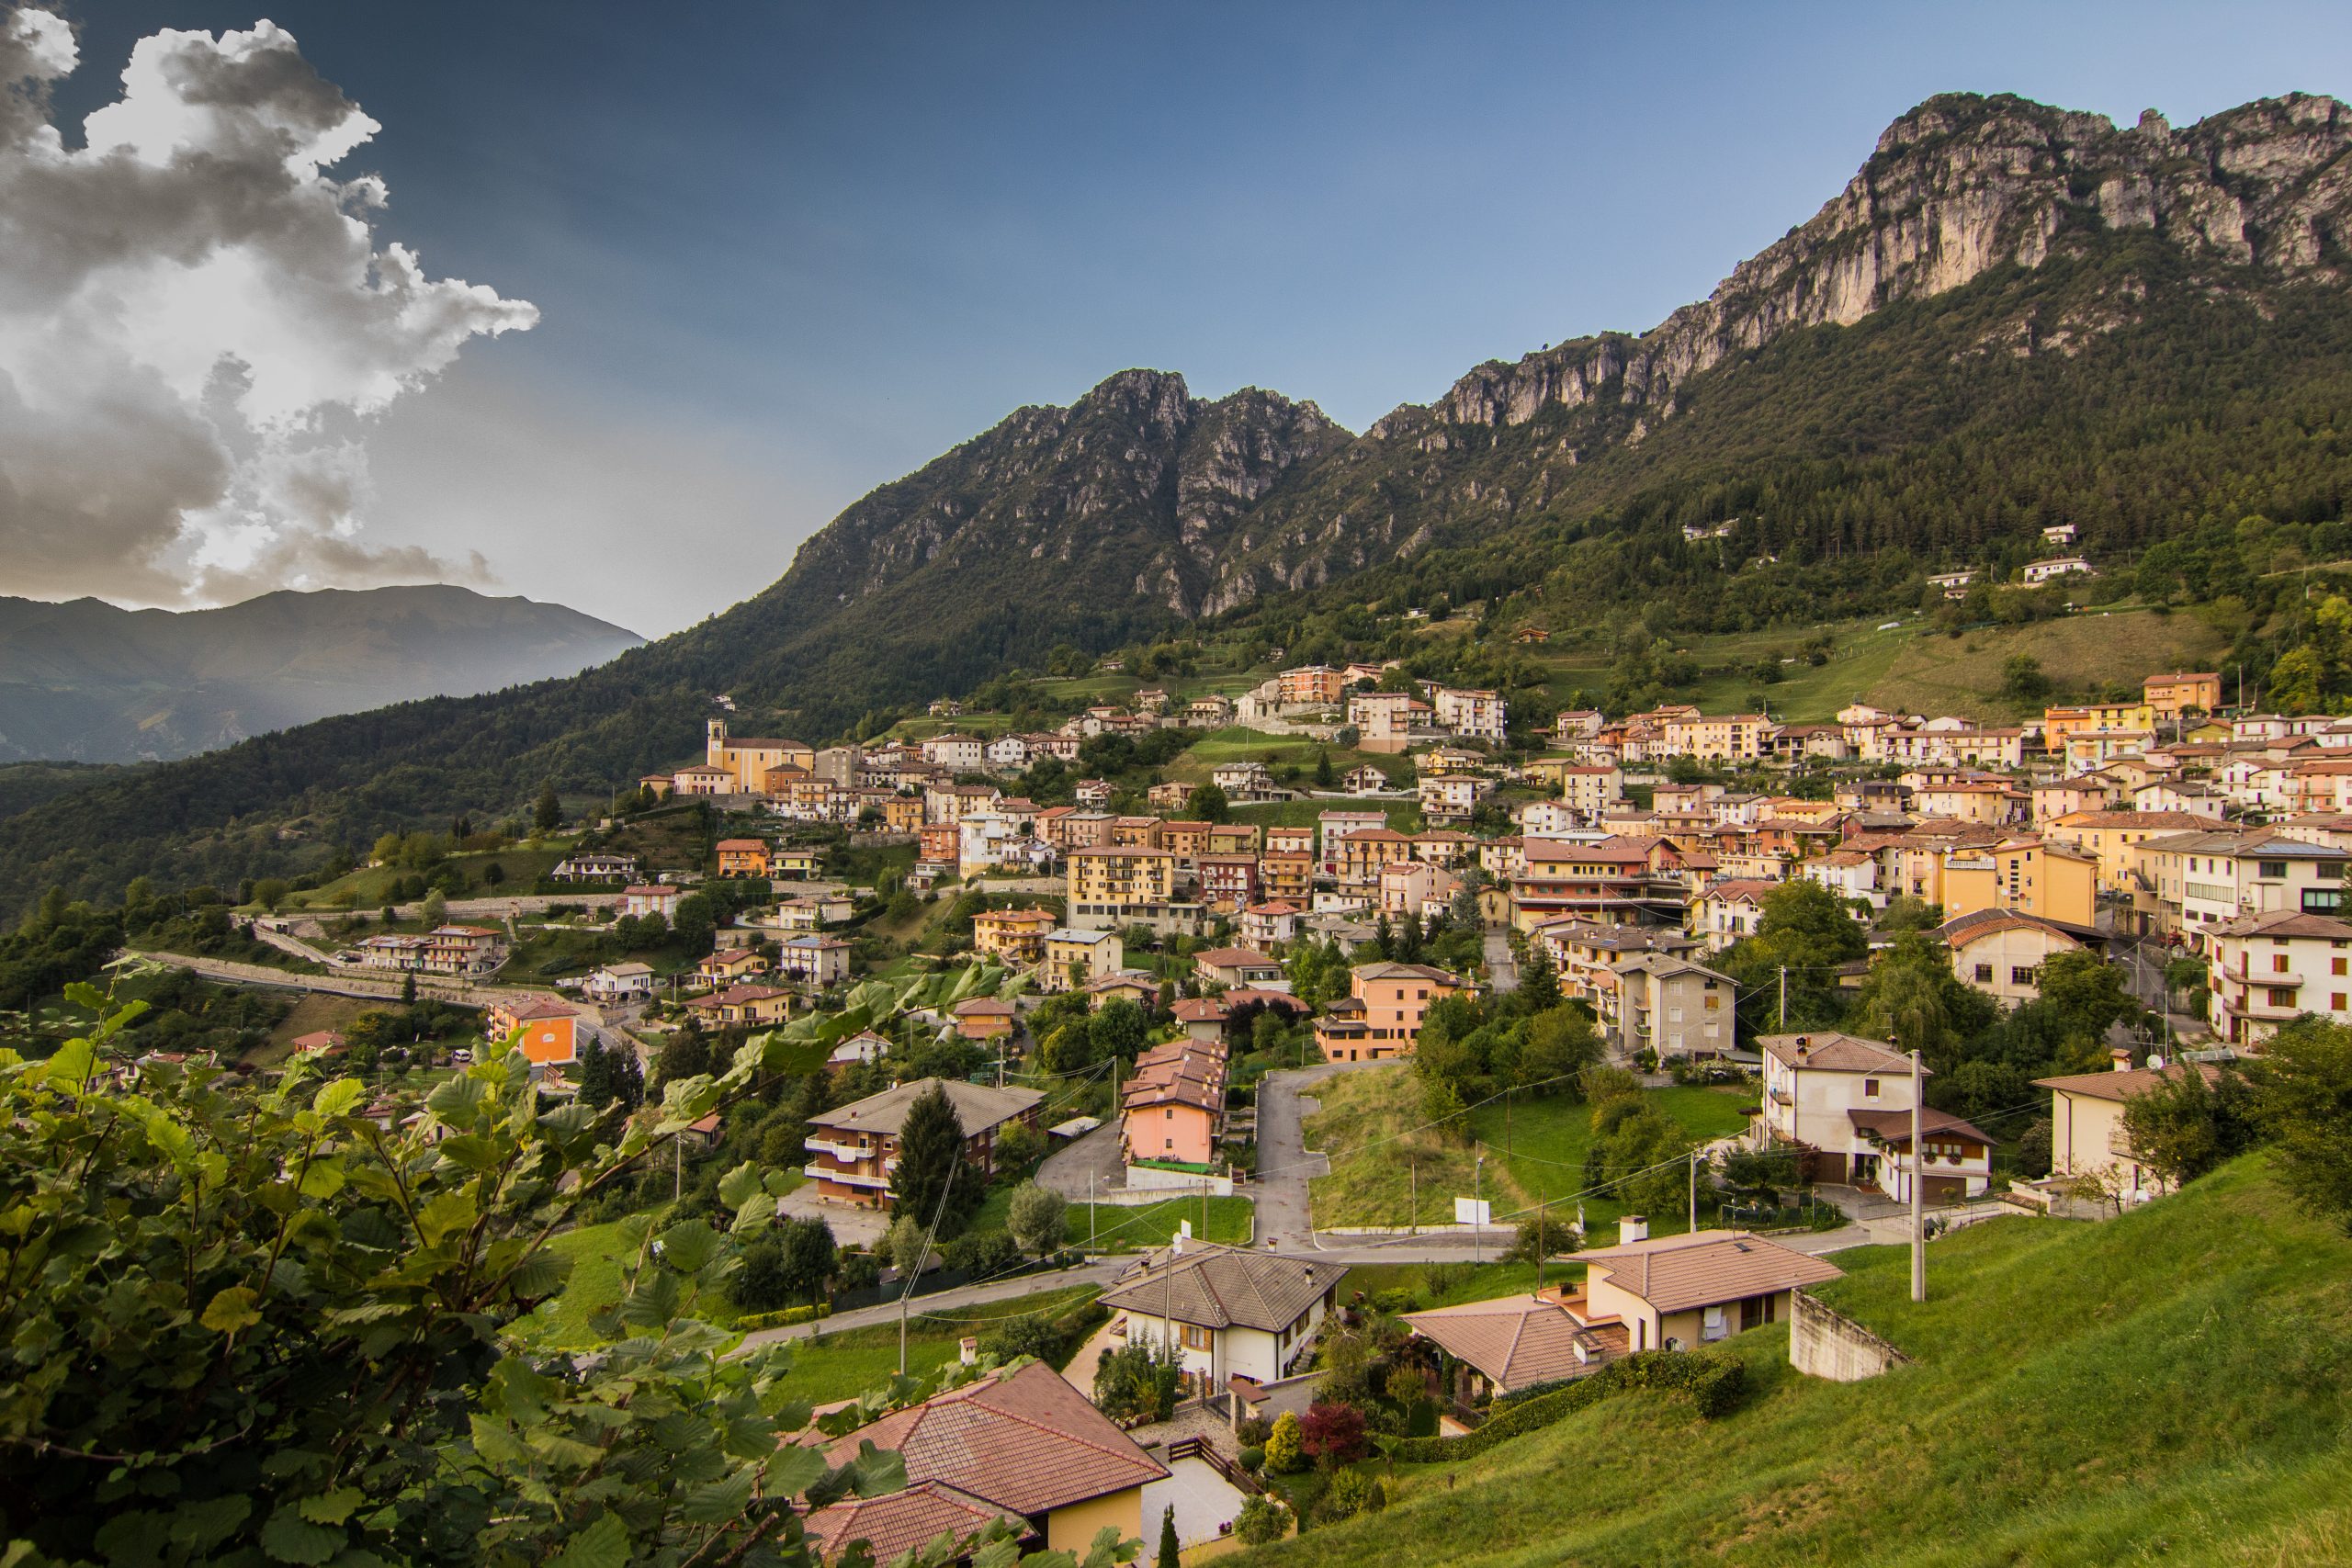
[1619,1213,1649,1246]
[959,1336,979,1366]
[2110,1047,2133,1073]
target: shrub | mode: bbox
[1301,1400,1366,1467]
[943,1226,1023,1279]
[1265,1409,1306,1473]
[1235,1494,1288,1546]
[1237,1446,1265,1474]
[730,1303,833,1332]
[1384,1350,1747,1463]
[1318,1466,1379,1522]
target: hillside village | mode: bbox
[24,635,2347,1562]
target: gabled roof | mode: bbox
[2034,1062,2222,1103]
[2208,908,2352,941]
[1757,1031,1921,1076]
[1404,1293,1624,1393]
[813,1362,1166,1526]
[1099,1242,1344,1333]
[1571,1229,1843,1314]
[1849,1106,1998,1147]
[808,1077,1045,1137]
[1192,946,1281,968]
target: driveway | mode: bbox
[778,1189,890,1249]
[1253,1061,1383,1251]
[1038,1120,1126,1202]
[1484,930,1517,993]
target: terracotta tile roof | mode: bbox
[1570,1229,1844,1314]
[2208,908,2352,941]
[1099,1242,1344,1333]
[1848,1106,1999,1147]
[1757,1031,1922,1076]
[804,1480,1023,1563]
[1404,1293,1619,1392]
[1191,947,1280,968]
[2034,1063,2222,1103]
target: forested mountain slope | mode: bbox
[4,91,2351,914]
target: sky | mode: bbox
[6,2,2351,637]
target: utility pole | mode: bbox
[1688,1148,1698,1233]
[1779,965,1788,1031]
[1473,1151,1486,1264]
[1090,1172,1097,1252]
[1409,1159,1417,1235]
[1910,1047,1927,1304]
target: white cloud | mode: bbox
[0,7,535,604]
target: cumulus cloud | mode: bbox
[0,7,536,604]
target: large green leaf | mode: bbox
[548,1511,630,1568]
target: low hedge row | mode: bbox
[734,1303,834,1332]
[1386,1350,1746,1463]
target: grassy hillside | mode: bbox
[1241,1156,2352,1567]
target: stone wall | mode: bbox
[1790,1289,1912,1382]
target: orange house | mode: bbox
[716,838,771,877]
[1315,962,1466,1063]
[1121,1038,1227,1168]
[511,1013,583,1070]
[952,998,1017,1042]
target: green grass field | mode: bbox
[966,1184,1254,1250]
[1468,1084,1758,1237]
[782,1283,1103,1404]
[1235,1155,2352,1568]
[297,844,573,909]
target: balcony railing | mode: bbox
[803,1164,888,1189]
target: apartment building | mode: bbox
[1313,963,1466,1063]
[2143,671,2222,717]
[1612,954,1736,1060]
[2204,908,2352,1046]
[1429,684,1507,742]
[1663,713,1772,763]
[2131,829,2351,944]
[802,1078,1046,1210]
[1040,927,1124,992]
[1066,845,1178,929]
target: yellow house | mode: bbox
[2041,700,2156,739]
[2143,671,2222,718]
[1066,846,1176,924]
[1940,837,2098,927]
[802,1362,1167,1562]
[2044,809,2222,893]
[1041,927,1123,992]
[713,838,770,877]
[971,907,1057,964]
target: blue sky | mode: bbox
[51,1,2352,635]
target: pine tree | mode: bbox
[1156,1505,1181,1568]
[533,784,562,834]
[576,1037,613,1107]
[889,1082,980,1238]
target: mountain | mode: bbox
[4,90,2352,913]
[0,587,645,763]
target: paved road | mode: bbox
[1484,930,1518,993]
[128,949,623,1040]
[735,1258,1127,1351]
[1253,1061,1385,1251]
[1036,1120,1126,1202]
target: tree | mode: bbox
[2245,1018,2352,1229]
[775,1213,840,1306]
[253,876,291,913]
[1520,1005,1602,1092]
[1090,998,1150,1062]
[0,990,907,1566]
[1265,1409,1306,1473]
[1235,1494,1288,1546]
[673,893,718,958]
[1007,1180,1069,1258]
[1517,946,1561,1012]
[2000,654,2053,704]
[653,1026,713,1091]
[534,782,563,833]
[482,861,506,887]
[1300,1400,1367,1467]
[1093,1338,1181,1423]
[419,886,448,928]
[1314,750,1336,787]
[2036,950,2143,1066]
[885,1213,931,1278]
[890,1082,982,1238]
[996,1118,1046,1171]
[2120,1066,2256,1190]
[1156,1505,1181,1568]
[1193,783,1231,823]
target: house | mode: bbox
[1342,763,1392,794]
[1098,1241,1345,1385]
[1418,773,1490,823]
[669,763,737,796]
[620,884,682,920]
[2045,810,2227,892]
[1041,927,1123,992]
[1083,971,1162,1008]
[489,998,585,1071]
[2037,1059,2225,1201]
[695,947,769,986]
[802,1077,1046,1209]
[971,906,1057,964]
[2022,555,2095,583]
[770,847,823,880]
[1848,1105,1999,1203]
[290,1030,345,1056]
[1558,764,1626,818]
[951,997,1017,1042]
[1120,1037,1227,1168]
[684,984,794,1028]
[714,838,770,878]
[800,1361,1168,1562]
[1404,1291,1624,1404]
[1169,997,1231,1045]
[1612,954,1736,1060]
[2203,908,2352,1046]
[1196,852,1261,911]
[1313,962,1466,1063]
[2145,671,2222,718]
[1147,780,1196,811]
[1937,908,2102,1009]
[1757,1031,1931,1190]
[922,733,988,773]
[549,852,639,884]
[1240,899,1302,949]
[1566,1220,1845,1353]
[1939,836,2099,928]
[1693,879,1778,950]
[1191,945,1286,989]
[772,935,852,987]
[582,961,657,1004]
[827,1029,892,1066]
[1065,846,1178,930]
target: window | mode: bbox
[1975,964,1995,983]
[1182,1323,1213,1351]
[2336,957,2348,976]
[2260,860,2290,879]
[1863,1078,1880,1098]
[2269,987,2298,1008]
[2336,994,2348,1011]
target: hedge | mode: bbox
[734,1303,834,1332]
[1385,1350,1746,1463]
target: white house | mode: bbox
[620,885,683,920]
[1096,1241,1344,1386]
[582,962,655,1004]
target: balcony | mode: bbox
[804,1164,888,1190]
[804,1137,869,1162]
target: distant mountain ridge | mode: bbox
[0,586,644,763]
[3,89,2352,910]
